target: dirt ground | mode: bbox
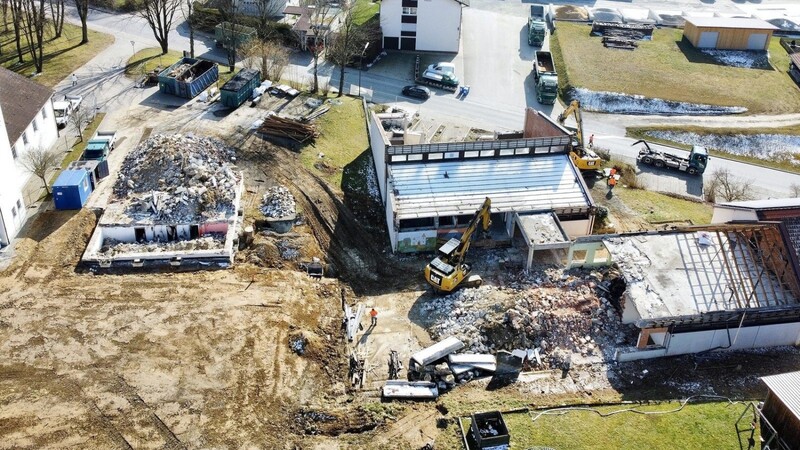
[2,89,800,449]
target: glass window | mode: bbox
[22,132,28,145]
[16,200,22,210]
[11,145,17,159]
[42,108,47,119]
[11,207,17,218]
[402,7,417,14]
[32,118,38,132]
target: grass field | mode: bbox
[300,96,369,190]
[627,125,800,175]
[1,21,113,87]
[551,22,800,114]
[614,187,713,225]
[453,401,753,450]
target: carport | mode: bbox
[683,17,778,50]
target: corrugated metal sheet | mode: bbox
[389,155,591,219]
[685,17,778,30]
[762,371,800,421]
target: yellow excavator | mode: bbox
[557,100,602,171]
[424,197,492,294]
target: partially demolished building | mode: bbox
[571,223,800,361]
[368,108,595,256]
[82,134,243,268]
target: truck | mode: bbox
[91,130,117,151]
[81,138,112,162]
[52,95,83,128]
[415,56,459,92]
[633,140,709,175]
[528,5,547,47]
[533,51,558,104]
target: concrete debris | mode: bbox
[277,240,300,260]
[114,134,239,223]
[261,186,296,218]
[99,235,224,256]
[424,269,635,370]
[290,335,307,355]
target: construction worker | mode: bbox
[608,175,617,191]
[589,134,595,148]
[370,308,378,327]
[71,73,77,86]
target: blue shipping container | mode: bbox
[158,58,219,99]
[53,169,93,210]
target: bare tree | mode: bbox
[138,0,181,54]
[328,1,375,97]
[73,0,88,44]
[21,0,46,73]
[48,0,64,38]
[9,0,24,63]
[68,105,93,143]
[19,147,61,195]
[790,183,800,198]
[306,0,338,93]
[253,0,280,36]
[242,39,289,81]
[181,0,194,58]
[218,0,241,70]
[2,0,9,32]
[705,168,753,203]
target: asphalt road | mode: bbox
[61,0,800,199]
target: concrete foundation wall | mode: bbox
[560,218,591,238]
[369,112,389,203]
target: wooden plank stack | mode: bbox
[258,115,319,144]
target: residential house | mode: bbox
[380,0,468,52]
[0,68,59,247]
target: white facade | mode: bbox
[380,0,464,53]
[0,100,58,246]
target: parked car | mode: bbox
[402,85,431,100]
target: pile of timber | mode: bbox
[592,21,654,50]
[259,115,319,143]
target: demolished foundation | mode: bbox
[82,134,244,268]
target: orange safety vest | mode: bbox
[370,309,377,317]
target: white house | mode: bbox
[0,68,59,247]
[380,0,468,52]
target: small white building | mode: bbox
[380,0,467,52]
[712,198,800,258]
[0,68,58,247]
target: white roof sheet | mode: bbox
[718,197,800,211]
[762,371,800,422]
[685,16,778,29]
[389,156,591,220]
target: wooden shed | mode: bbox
[760,371,800,449]
[683,17,778,51]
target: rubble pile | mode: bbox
[114,134,239,222]
[425,270,632,369]
[261,186,296,218]
[99,235,224,256]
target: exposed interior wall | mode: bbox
[711,207,758,224]
[560,218,591,238]
[369,112,389,203]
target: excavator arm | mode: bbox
[557,100,602,171]
[557,100,584,150]
[452,197,492,266]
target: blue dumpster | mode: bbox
[53,169,93,210]
[158,58,219,99]
[220,68,261,108]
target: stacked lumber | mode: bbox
[592,21,654,50]
[259,115,319,143]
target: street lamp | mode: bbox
[358,42,370,97]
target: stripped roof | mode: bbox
[0,67,53,147]
[718,197,800,211]
[604,224,800,324]
[388,155,592,220]
[684,16,778,30]
[762,371,800,422]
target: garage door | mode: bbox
[698,31,719,48]
[747,33,768,50]
[400,37,416,51]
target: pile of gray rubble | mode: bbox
[114,134,240,223]
[261,186,296,218]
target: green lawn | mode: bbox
[627,125,800,175]
[614,187,713,225]
[551,22,800,114]
[494,402,752,450]
[354,0,379,26]
[1,21,113,87]
[300,96,369,190]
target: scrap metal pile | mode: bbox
[260,186,296,218]
[259,115,319,144]
[114,134,240,223]
[591,22,654,50]
[424,269,632,371]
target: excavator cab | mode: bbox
[424,198,492,294]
